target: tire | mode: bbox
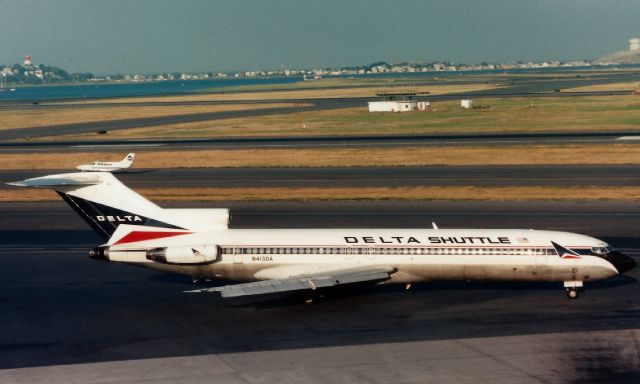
[566,289,578,299]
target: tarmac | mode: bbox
[3,130,640,153]
[3,165,640,190]
[0,201,638,383]
[1,330,637,384]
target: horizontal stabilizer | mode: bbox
[186,266,395,298]
[8,173,104,188]
[6,172,171,240]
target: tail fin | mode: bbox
[121,153,135,168]
[8,172,228,240]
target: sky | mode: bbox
[1,0,640,74]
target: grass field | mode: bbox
[564,81,640,92]
[46,95,640,141]
[1,144,639,170]
[0,103,296,131]
[55,82,497,105]
[3,186,640,202]
[207,77,498,93]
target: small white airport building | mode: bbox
[368,89,430,113]
[460,99,474,109]
[368,100,418,113]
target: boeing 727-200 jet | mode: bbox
[8,172,635,300]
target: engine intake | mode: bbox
[146,245,219,265]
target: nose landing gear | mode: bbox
[564,280,583,299]
[565,288,579,299]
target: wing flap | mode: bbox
[186,266,395,298]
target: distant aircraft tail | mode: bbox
[121,153,135,168]
[8,172,228,240]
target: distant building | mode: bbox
[23,55,31,66]
[368,88,430,113]
[461,99,474,109]
[597,37,640,64]
[417,101,430,111]
[368,100,418,112]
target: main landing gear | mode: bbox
[564,280,583,299]
[303,292,324,304]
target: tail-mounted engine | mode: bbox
[146,245,220,265]
[90,244,220,265]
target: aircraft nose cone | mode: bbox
[604,251,636,274]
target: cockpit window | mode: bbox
[591,244,614,254]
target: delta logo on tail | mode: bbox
[551,241,582,259]
[58,192,185,240]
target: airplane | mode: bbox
[8,171,636,301]
[76,153,135,172]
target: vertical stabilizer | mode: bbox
[121,153,135,168]
[8,172,181,240]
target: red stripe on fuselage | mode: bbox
[115,231,192,245]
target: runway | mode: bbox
[3,130,640,153]
[3,165,640,189]
[0,201,638,382]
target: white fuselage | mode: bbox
[109,228,620,285]
[12,171,634,298]
[76,154,134,172]
[77,162,127,172]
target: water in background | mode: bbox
[0,65,629,102]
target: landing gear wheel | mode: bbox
[303,293,323,305]
[566,288,579,299]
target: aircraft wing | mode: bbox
[186,266,396,298]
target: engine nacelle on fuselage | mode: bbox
[146,245,220,265]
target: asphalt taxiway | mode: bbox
[3,130,640,153]
[0,201,638,383]
[3,165,640,189]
